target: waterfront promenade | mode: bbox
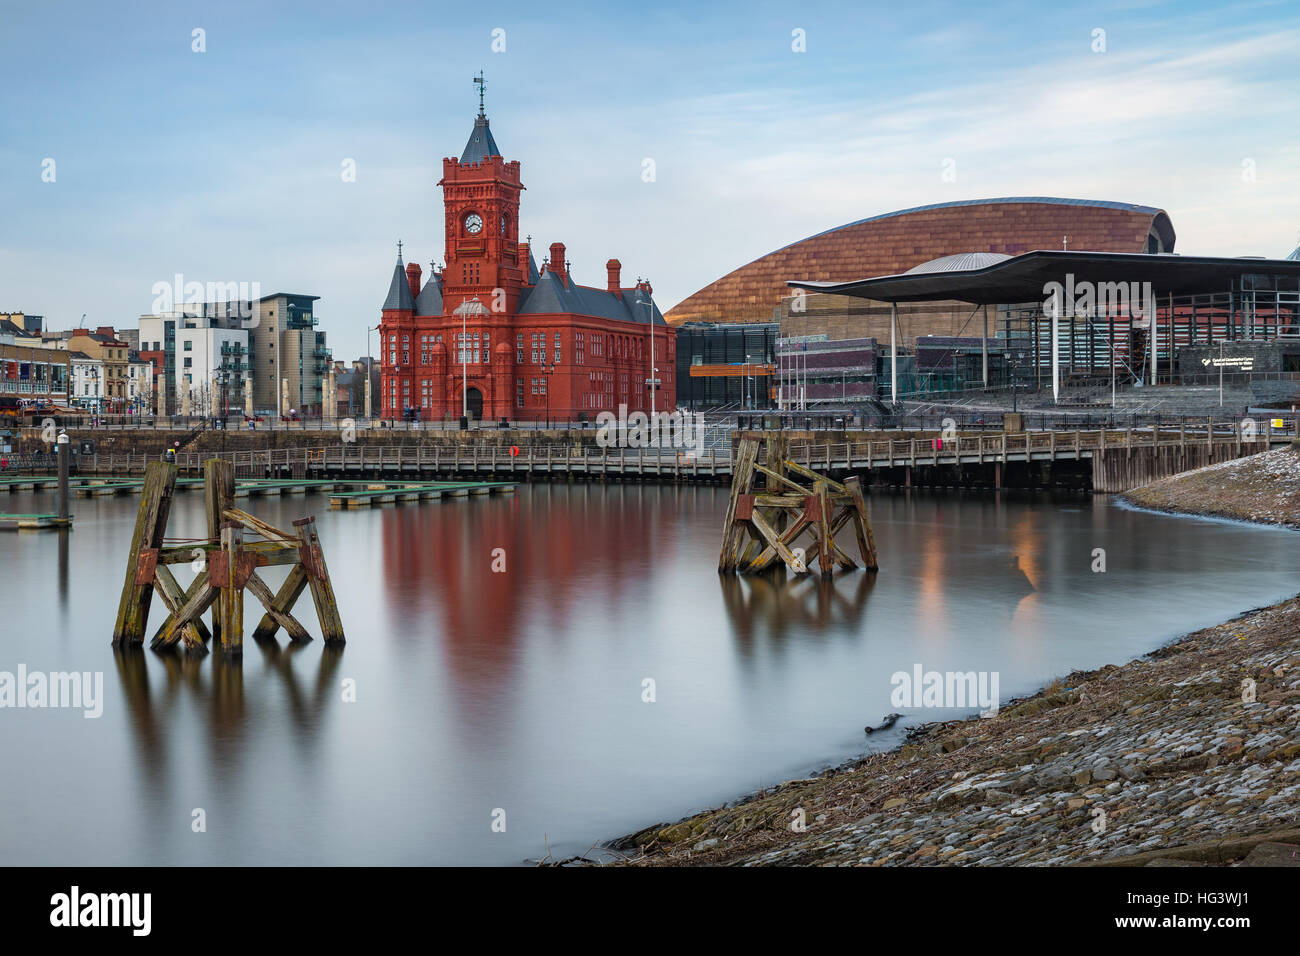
[19,422,1294,493]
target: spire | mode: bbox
[382,252,414,311]
[460,71,501,163]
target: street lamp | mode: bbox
[540,359,555,429]
[641,291,659,418]
[366,323,378,422]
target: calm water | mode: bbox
[0,483,1297,865]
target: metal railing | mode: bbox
[52,419,1293,481]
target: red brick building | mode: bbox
[378,95,674,423]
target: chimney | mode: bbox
[606,259,622,293]
[406,262,422,299]
[549,242,566,283]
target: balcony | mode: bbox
[313,346,332,359]
[286,312,318,330]
[220,344,248,356]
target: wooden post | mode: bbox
[205,458,235,642]
[843,475,878,571]
[813,479,833,578]
[112,462,178,644]
[718,437,759,572]
[294,516,345,643]
[218,520,245,654]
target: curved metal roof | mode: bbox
[789,250,1300,304]
[781,197,1169,254]
[904,251,1011,274]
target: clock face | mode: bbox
[464,212,483,235]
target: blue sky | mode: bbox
[2,0,1298,359]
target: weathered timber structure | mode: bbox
[719,434,878,577]
[112,459,345,656]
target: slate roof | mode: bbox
[517,270,666,325]
[415,274,443,316]
[382,257,414,311]
[461,114,501,164]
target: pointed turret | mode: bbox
[461,71,501,163]
[382,253,414,311]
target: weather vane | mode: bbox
[473,71,486,115]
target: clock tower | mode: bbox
[438,73,525,315]
[377,75,674,424]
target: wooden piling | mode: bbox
[294,516,345,644]
[719,434,878,577]
[112,462,178,645]
[205,458,235,643]
[218,520,245,655]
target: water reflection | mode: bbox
[112,641,343,783]
[720,570,878,644]
[2,484,1298,865]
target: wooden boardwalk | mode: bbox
[17,423,1296,493]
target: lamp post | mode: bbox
[641,291,659,418]
[366,323,377,422]
[541,359,555,429]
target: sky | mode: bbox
[2,0,1298,360]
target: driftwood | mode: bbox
[719,435,878,577]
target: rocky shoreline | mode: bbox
[1119,445,1300,529]
[612,448,1300,867]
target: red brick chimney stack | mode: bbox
[606,259,622,293]
[406,262,422,300]
[549,242,566,284]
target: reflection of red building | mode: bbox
[378,90,675,423]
